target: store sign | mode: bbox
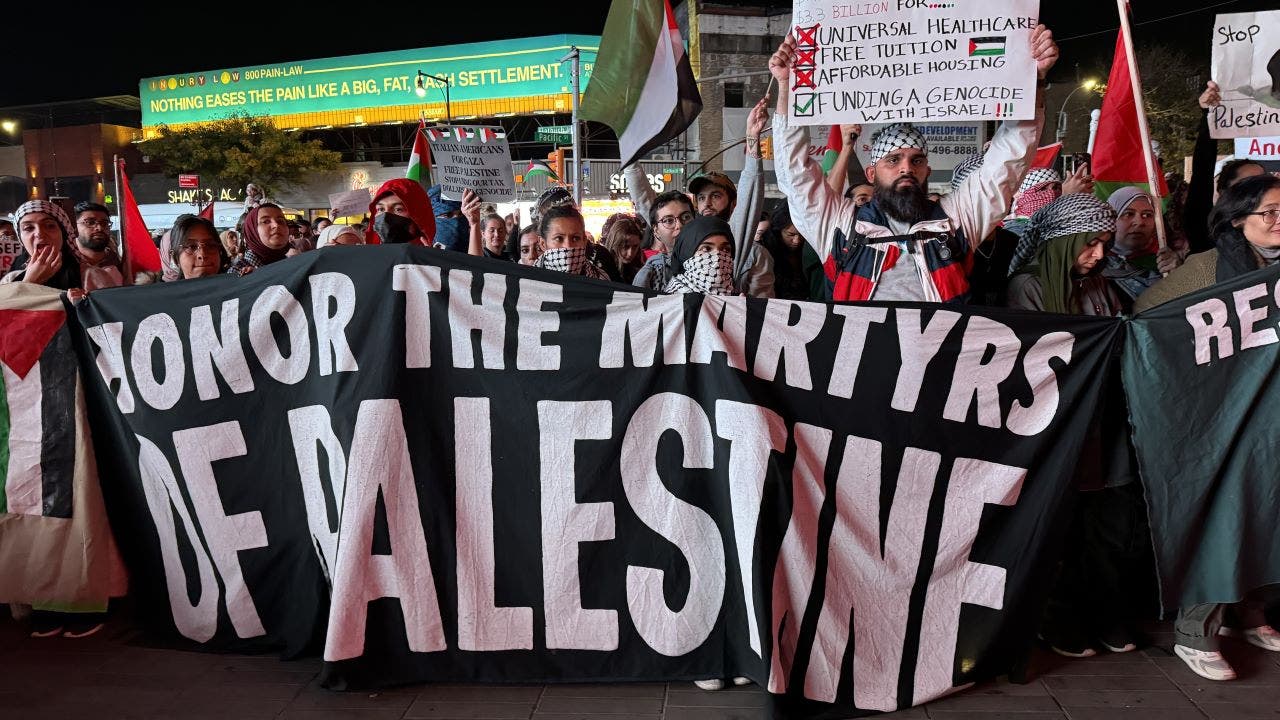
[166,187,243,204]
[140,35,598,131]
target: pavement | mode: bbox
[2,614,1278,720]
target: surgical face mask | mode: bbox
[373,212,417,244]
[679,249,735,295]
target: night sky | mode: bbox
[0,0,1273,107]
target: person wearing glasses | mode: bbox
[632,190,695,292]
[72,202,125,290]
[1133,174,1280,682]
[169,215,228,279]
[1136,175,1280,312]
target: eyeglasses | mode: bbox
[179,241,221,255]
[78,218,111,229]
[1245,209,1280,225]
[656,211,694,228]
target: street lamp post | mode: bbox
[416,70,452,124]
[1056,79,1098,145]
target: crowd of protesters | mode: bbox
[4,21,1280,689]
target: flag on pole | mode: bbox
[524,160,559,183]
[0,306,75,518]
[820,125,843,175]
[1092,32,1169,202]
[1032,142,1063,170]
[117,160,160,274]
[406,119,433,189]
[580,0,702,168]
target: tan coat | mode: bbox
[1133,250,1219,313]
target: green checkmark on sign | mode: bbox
[793,94,815,116]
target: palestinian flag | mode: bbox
[478,128,504,143]
[407,119,433,189]
[525,160,559,183]
[1092,31,1169,204]
[968,36,1006,57]
[820,125,843,175]
[580,0,702,168]
[426,128,447,141]
[0,304,74,518]
[453,127,475,142]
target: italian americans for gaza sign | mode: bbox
[787,0,1040,126]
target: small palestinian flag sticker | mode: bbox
[477,128,506,143]
[426,128,447,141]
[968,36,1006,57]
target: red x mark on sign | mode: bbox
[794,47,817,66]
[794,24,820,46]
[794,68,816,89]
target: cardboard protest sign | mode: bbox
[0,231,22,275]
[426,126,517,202]
[1211,11,1280,139]
[328,188,372,219]
[787,0,1040,126]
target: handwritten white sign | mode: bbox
[328,188,372,219]
[426,126,517,202]
[1210,11,1280,140]
[787,0,1040,126]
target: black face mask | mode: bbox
[373,212,417,244]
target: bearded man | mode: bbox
[768,26,1060,302]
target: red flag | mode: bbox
[117,160,161,274]
[820,125,843,175]
[198,199,214,221]
[1092,32,1168,199]
[1032,143,1062,170]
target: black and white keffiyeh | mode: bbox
[950,150,985,190]
[12,199,75,242]
[536,246,609,280]
[1008,193,1116,275]
[1018,167,1061,194]
[664,249,735,295]
[869,123,928,163]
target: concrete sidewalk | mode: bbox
[2,615,1277,719]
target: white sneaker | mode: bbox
[1174,644,1237,681]
[731,677,751,686]
[1243,625,1280,652]
[694,679,725,691]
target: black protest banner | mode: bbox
[68,246,1119,717]
[1124,264,1280,614]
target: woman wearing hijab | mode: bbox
[227,203,292,276]
[169,215,228,279]
[1,200,82,291]
[316,224,364,248]
[760,205,824,301]
[1006,193,1121,315]
[1008,194,1159,661]
[664,216,737,296]
[1132,175,1280,681]
[533,205,611,280]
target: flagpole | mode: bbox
[562,46,583,206]
[1115,0,1167,250]
[113,155,128,277]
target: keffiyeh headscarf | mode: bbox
[1018,168,1061,194]
[1008,193,1116,276]
[950,151,985,190]
[869,123,928,163]
[664,216,736,295]
[9,200,81,290]
[535,246,610,280]
[665,249,735,295]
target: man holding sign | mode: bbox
[769,19,1057,302]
